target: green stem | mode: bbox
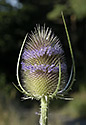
[40,96,49,125]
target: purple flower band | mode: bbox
[22,45,64,60]
[21,62,67,73]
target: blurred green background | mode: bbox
[0,0,86,125]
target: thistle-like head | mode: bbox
[20,25,68,99]
[15,13,75,100]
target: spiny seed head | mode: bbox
[20,25,68,99]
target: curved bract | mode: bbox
[57,12,75,95]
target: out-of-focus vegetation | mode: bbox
[0,0,86,124]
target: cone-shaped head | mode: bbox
[20,25,68,99]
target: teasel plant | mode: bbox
[13,12,75,125]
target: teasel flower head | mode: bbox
[19,25,68,99]
[13,12,75,125]
[15,13,75,101]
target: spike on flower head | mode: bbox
[19,25,68,99]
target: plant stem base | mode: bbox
[40,96,49,125]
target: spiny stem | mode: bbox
[40,96,49,125]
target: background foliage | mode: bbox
[0,0,86,124]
